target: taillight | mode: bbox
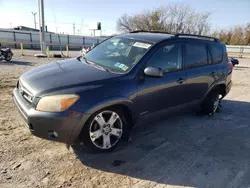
[228,62,233,70]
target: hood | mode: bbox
[20,58,120,96]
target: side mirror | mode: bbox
[230,57,239,66]
[144,67,164,78]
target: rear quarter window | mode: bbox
[209,43,223,64]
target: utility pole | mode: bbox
[38,0,42,52]
[73,23,75,35]
[38,0,46,55]
[31,12,37,29]
[40,0,46,55]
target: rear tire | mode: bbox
[79,107,130,152]
[201,90,221,116]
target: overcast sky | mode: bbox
[0,0,249,36]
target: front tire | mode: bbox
[79,107,129,152]
[201,90,221,116]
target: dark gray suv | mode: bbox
[13,31,233,151]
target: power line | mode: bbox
[45,21,88,27]
[44,21,114,30]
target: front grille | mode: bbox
[18,81,33,104]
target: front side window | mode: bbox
[146,43,182,72]
[185,43,208,68]
[84,37,152,73]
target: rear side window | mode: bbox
[185,43,208,68]
[209,44,223,64]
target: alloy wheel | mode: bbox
[89,110,123,149]
[212,94,220,113]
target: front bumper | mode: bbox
[12,88,83,144]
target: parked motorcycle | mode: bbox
[0,43,13,61]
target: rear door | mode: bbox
[208,42,224,78]
[184,41,219,103]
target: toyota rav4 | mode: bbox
[13,31,233,151]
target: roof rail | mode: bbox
[129,30,219,42]
[129,30,173,35]
[175,33,219,42]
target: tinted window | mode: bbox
[185,43,208,68]
[210,44,223,64]
[147,43,182,72]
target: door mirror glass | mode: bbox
[144,67,164,77]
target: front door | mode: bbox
[136,42,187,116]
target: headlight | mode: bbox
[36,94,79,112]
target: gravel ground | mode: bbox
[1,51,250,188]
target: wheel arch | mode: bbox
[204,83,227,101]
[68,98,136,145]
[85,99,136,127]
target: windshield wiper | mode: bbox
[102,66,114,73]
[82,56,90,65]
[82,56,97,67]
[82,57,112,72]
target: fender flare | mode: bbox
[203,83,227,102]
[67,97,135,145]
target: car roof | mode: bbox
[118,33,174,43]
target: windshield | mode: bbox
[84,37,153,73]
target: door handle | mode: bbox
[177,77,185,84]
[210,72,215,77]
